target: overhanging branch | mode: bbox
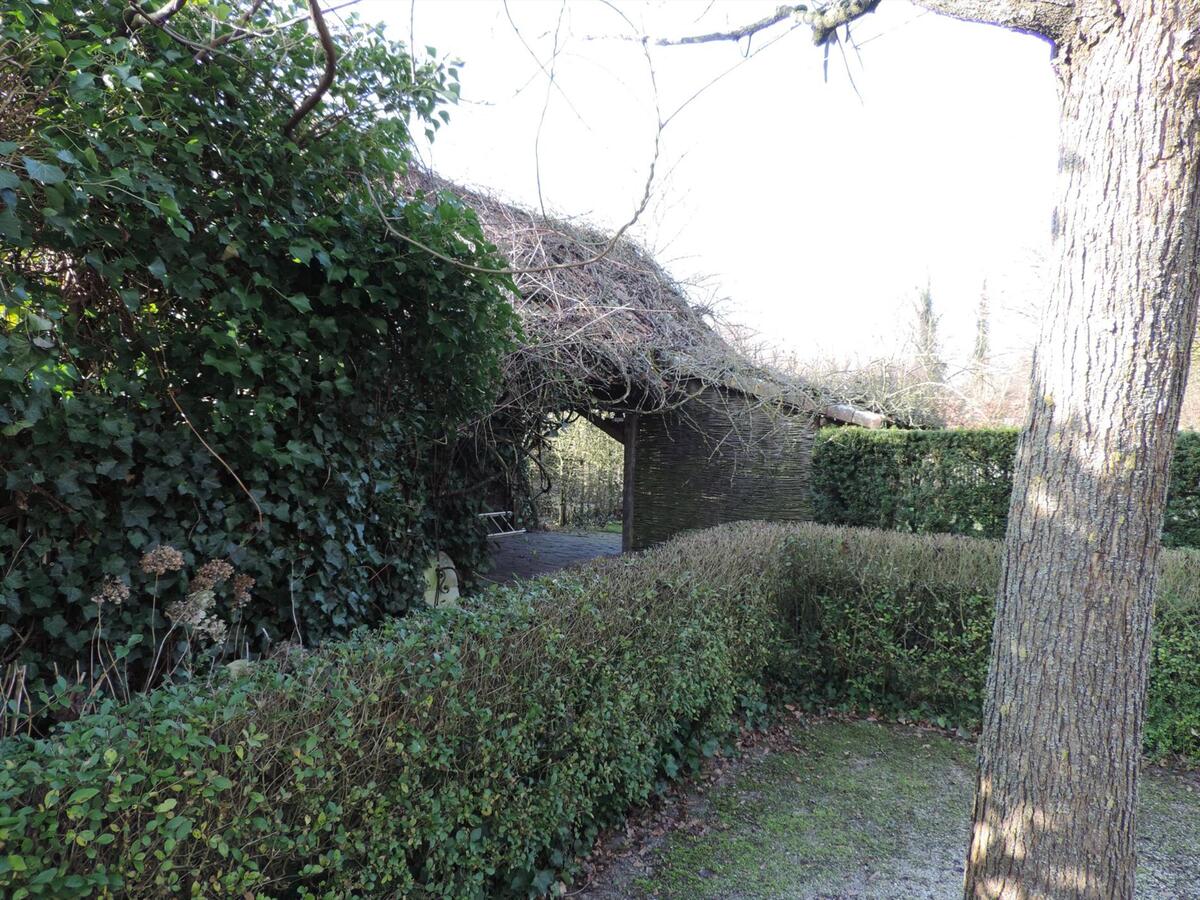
[912,0,1074,45]
[645,1,884,47]
[641,0,1073,50]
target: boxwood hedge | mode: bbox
[1,522,1196,896]
[0,526,786,898]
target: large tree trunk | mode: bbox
[964,6,1200,897]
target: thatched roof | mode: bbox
[404,170,882,430]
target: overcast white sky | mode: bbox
[358,0,1060,370]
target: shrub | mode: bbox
[1,1,517,680]
[0,529,781,898]
[769,524,1200,762]
[812,427,1200,547]
[2,521,1196,896]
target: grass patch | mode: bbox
[620,720,1200,899]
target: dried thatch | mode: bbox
[403,170,882,432]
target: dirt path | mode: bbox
[581,720,1200,899]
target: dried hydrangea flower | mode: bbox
[231,573,255,610]
[91,577,130,607]
[192,559,234,592]
[165,588,215,627]
[199,614,228,644]
[139,545,185,576]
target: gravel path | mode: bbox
[480,530,621,584]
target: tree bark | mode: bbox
[964,5,1200,897]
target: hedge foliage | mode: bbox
[2,522,1198,896]
[0,526,783,898]
[1,1,517,680]
[812,427,1200,547]
[772,525,1200,763]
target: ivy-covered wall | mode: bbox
[630,388,815,549]
[0,1,517,683]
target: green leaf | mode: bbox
[0,171,20,190]
[67,787,100,805]
[158,195,181,219]
[0,141,17,155]
[287,294,312,314]
[0,206,20,241]
[22,157,66,185]
[289,241,314,265]
[7,855,26,872]
[148,258,167,279]
[155,798,178,814]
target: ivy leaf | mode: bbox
[148,258,167,279]
[22,157,66,185]
[0,206,20,241]
[287,294,312,314]
[289,241,314,265]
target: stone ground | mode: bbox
[581,719,1200,900]
[480,530,622,584]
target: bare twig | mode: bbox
[366,119,659,278]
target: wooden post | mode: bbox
[622,414,638,552]
[558,455,566,527]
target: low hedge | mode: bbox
[771,524,1200,763]
[0,526,786,898]
[811,427,1200,547]
[2,522,1197,897]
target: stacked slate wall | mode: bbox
[629,387,815,549]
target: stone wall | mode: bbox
[629,387,815,550]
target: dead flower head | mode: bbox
[140,545,185,576]
[91,577,130,607]
[165,588,214,628]
[192,559,234,593]
[231,573,255,610]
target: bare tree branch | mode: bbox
[913,0,1074,44]
[653,4,807,45]
[127,0,213,53]
[144,0,188,25]
[283,0,338,138]
[193,0,268,63]
[612,1,884,48]
[607,0,1071,49]
[365,111,661,277]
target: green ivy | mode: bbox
[0,1,519,678]
[812,427,1200,546]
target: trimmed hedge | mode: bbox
[811,427,1200,547]
[0,527,785,898]
[772,525,1200,763]
[2,522,1197,896]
